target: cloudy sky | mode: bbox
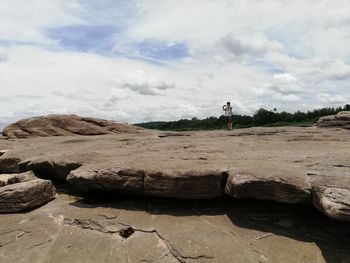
[0,0,349,127]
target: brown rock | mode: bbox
[312,185,350,222]
[0,171,36,187]
[0,179,56,213]
[2,114,143,139]
[317,111,350,129]
[67,168,145,195]
[225,172,311,204]
[18,158,81,180]
[144,170,227,199]
[67,168,227,199]
[0,157,21,173]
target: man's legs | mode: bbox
[228,120,233,130]
[226,116,233,130]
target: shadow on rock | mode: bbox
[68,192,350,263]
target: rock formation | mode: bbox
[2,114,143,139]
[224,172,311,204]
[0,117,349,221]
[0,174,56,213]
[317,111,350,129]
[0,115,350,262]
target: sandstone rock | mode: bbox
[225,172,311,204]
[2,114,143,139]
[317,111,350,129]
[67,168,227,199]
[0,179,56,213]
[336,111,350,120]
[18,158,81,180]
[144,170,227,199]
[312,185,350,222]
[0,157,21,173]
[67,168,145,195]
[0,171,36,187]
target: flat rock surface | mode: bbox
[0,189,349,263]
[0,125,350,261]
[1,126,350,215]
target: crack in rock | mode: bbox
[61,216,213,262]
[0,229,30,248]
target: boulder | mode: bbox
[67,168,145,195]
[312,185,350,222]
[0,179,56,213]
[317,111,350,129]
[144,170,227,199]
[225,172,311,204]
[2,114,143,139]
[0,171,36,187]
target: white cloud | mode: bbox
[317,93,347,104]
[0,0,82,44]
[221,33,282,57]
[0,47,8,62]
[0,0,350,126]
[268,73,304,95]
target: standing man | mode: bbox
[222,101,233,130]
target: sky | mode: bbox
[0,0,349,127]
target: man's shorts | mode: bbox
[225,116,232,122]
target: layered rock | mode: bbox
[317,111,350,129]
[67,168,227,199]
[0,171,36,187]
[144,170,227,199]
[0,178,56,213]
[225,172,311,204]
[2,114,143,139]
[67,168,145,195]
[18,158,81,180]
[312,185,350,221]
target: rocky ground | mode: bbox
[0,114,350,263]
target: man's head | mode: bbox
[227,102,230,105]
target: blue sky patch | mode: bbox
[136,40,190,61]
[46,25,117,54]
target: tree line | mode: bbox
[136,104,350,131]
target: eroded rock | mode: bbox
[2,114,143,139]
[225,172,311,204]
[317,111,350,129]
[67,168,145,195]
[144,170,227,199]
[0,157,21,173]
[0,171,36,187]
[312,185,350,222]
[18,158,81,180]
[0,179,56,213]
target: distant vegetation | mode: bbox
[136,104,350,131]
